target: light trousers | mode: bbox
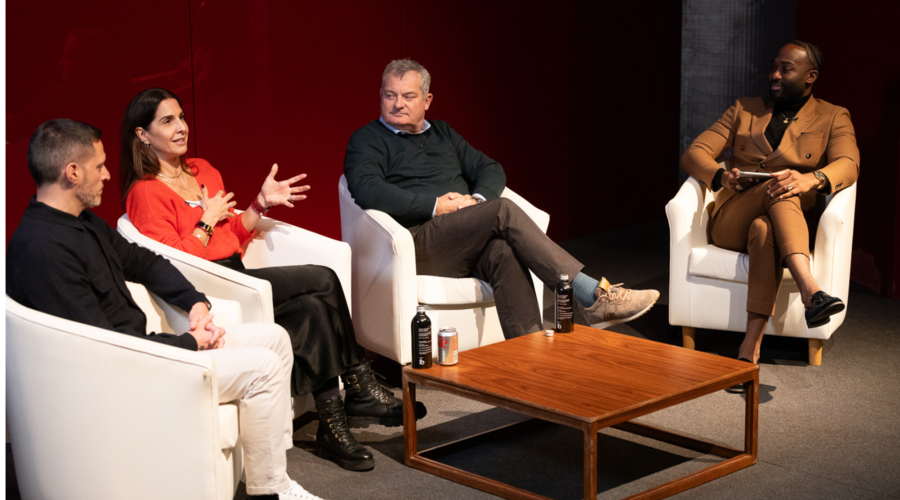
[210,323,293,495]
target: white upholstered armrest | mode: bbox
[813,183,857,297]
[338,175,418,359]
[239,211,353,310]
[499,187,550,233]
[666,176,713,326]
[118,214,274,323]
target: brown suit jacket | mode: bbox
[682,96,860,218]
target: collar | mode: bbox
[23,196,91,229]
[379,116,431,135]
[773,93,813,114]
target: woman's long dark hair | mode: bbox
[119,87,191,208]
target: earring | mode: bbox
[142,142,150,147]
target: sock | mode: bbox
[572,273,601,307]
[312,376,340,400]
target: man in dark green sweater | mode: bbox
[344,59,659,339]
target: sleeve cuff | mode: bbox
[712,168,725,191]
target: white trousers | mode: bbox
[210,323,293,495]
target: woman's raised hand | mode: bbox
[200,184,236,224]
[259,164,310,209]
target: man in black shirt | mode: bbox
[345,59,660,339]
[7,119,320,499]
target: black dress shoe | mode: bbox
[725,358,753,394]
[805,291,845,328]
[341,361,427,428]
[315,396,375,471]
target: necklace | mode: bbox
[779,111,795,124]
[157,173,195,195]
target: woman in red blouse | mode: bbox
[120,88,425,473]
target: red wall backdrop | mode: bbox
[7,1,897,297]
[6,0,680,244]
[796,0,900,298]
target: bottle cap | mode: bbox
[560,274,569,281]
[416,306,425,313]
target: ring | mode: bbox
[786,184,793,191]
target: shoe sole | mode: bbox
[314,445,375,471]
[346,406,428,429]
[724,381,750,394]
[589,292,660,330]
[806,301,845,328]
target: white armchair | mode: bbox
[117,212,352,324]
[5,287,283,499]
[338,174,550,364]
[118,212,352,414]
[666,173,857,365]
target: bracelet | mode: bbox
[251,198,270,215]
[195,220,214,237]
[193,232,207,247]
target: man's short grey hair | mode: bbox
[27,119,102,187]
[382,59,431,96]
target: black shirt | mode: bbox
[7,197,207,350]
[344,119,506,228]
[764,93,812,149]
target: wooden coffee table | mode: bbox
[402,325,758,500]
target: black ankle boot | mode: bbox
[314,396,375,471]
[341,361,427,428]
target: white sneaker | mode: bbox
[280,478,326,500]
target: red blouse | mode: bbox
[126,158,255,261]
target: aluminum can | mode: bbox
[437,327,459,366]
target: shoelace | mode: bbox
[604,283,633,303]
[357,362,398,404]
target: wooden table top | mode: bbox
[405,325,756,423]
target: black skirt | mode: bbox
[214,254,362,396]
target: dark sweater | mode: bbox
[7,197,207,350]
[344,119,506,228]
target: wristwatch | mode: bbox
[195,220,214,237]
[814,171,827,190]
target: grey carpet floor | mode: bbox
[8,219,900,499]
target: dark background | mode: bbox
[6,0,898,298]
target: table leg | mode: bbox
[584,422,598,499]
[745,371,759,462]
[403,376,418,464]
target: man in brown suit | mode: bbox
[682,41,860,388]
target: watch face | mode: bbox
[815,171,825,180]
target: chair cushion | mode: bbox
[689,244,750,283]
[219,403,240,450]
[416,275,495,305]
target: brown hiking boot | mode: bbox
[580,278,660,329]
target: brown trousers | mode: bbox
[709,182,810,316]
[408,198,583,339]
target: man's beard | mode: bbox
[75,186,102,208]
[770,79,805,106]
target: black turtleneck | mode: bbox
[765,93,812,150]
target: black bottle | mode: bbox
[555,274,574,333]
[411,306,433,369]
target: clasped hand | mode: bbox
[188,302,225,350]
[259,164,310,209]
[436,192,477,216]
[200,185,236,223]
